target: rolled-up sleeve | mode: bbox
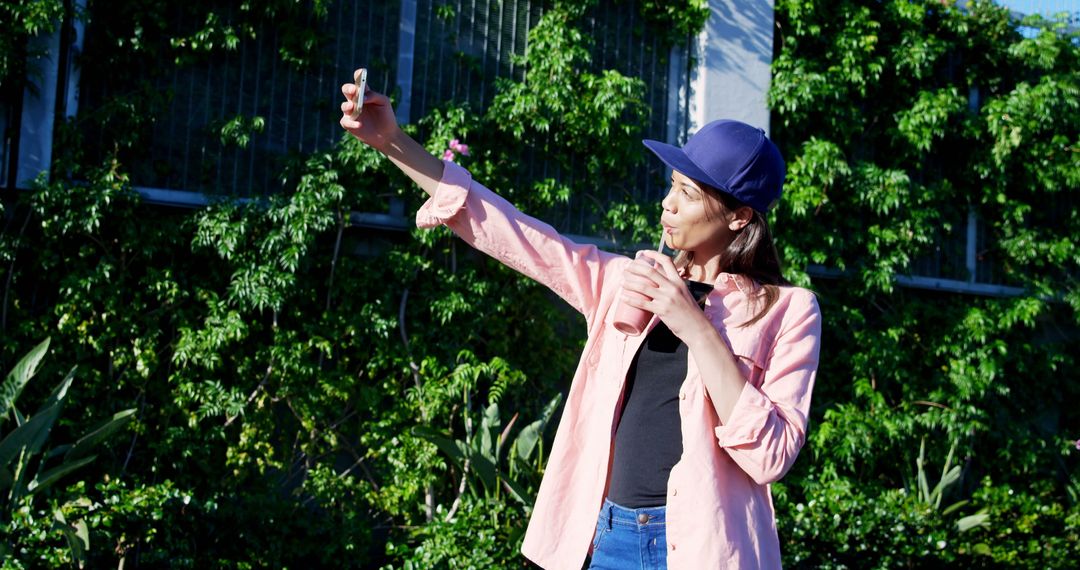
[415,160,619,320]
[416,160,472,228]
[713,291,822,485]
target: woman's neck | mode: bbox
[685,253,724,283]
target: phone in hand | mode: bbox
[351,68,368,120]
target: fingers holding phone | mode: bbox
[339,67,397,151]
[340,67,369,123]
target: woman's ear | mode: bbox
[728,206,754,231]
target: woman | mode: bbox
[340,74,821,570]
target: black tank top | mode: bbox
[606,280,713,508]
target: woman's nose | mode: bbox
[661,188,675,212]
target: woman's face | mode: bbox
[660,170,746,257]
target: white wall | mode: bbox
[688,0,776,136]
[16,29,61,188]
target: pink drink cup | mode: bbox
[613,254,658,335]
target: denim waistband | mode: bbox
[598,498,667,528]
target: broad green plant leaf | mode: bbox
[28,454,97,493]
[502,476,529,505]
[515,394,562,462]
[1,337,50,421]
[478,402,500,462]
[0,399,65,469]
[35,366,75,416]
[412,425,498,493]
[53,507,90,565]
[65,409,136,462]
[957,509,991,532]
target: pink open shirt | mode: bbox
[417,161,822,569]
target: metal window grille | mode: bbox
[903,1,1080,291]
[79,0,400,198]
[410,0,539,118]
[77,0,690,233]
[406,0,692,236]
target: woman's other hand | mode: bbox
[621,251,712,342]
[339,68,399,152]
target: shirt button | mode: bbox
[671,488,678,497]
[637,513,650,524]
[679,392,686,400]
[670,543,677,551]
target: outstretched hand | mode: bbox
[621,251,712,342]
[339,68,399,152]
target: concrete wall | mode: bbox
[688,0,776,136]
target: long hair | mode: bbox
[674,186,789,327]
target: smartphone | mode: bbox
[351,68,368,120]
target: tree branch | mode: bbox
[444,457,471,521]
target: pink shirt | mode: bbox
[417,161,822,569]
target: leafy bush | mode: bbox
[2,338,134,567]
[770,1,1080,566]
[1,0,1077,568]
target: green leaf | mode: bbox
[941,499,970,517]
[28,454,97,494]
[515,394,562,461]
[411,426,468,468]
[65,408,136,462]
[54,507,90,564]
[1,337,50,421]
[502,477,530,505]
[0,399,65,469]
[411,426,498,492]
[35,366,76,416]
[515,421,543,463]
[478,402,500,462]
[957,509,990,532]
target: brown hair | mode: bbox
[674,186,789,327]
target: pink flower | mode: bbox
[449,138,470,156]
[1075,439,1080,451]
[441,149,456,162]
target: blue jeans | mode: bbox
[587,499,668,570]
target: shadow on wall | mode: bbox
[708,0,775,84]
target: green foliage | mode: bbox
[2,0,698,566]
[1,339,135,566]
[634,0,709,46]
[0,0,64,88]
[3,0,1076,567]
[383,496,529,570]
[413,393,561,504]
[771,1,1080,566]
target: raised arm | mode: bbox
[338,70,621,322]
[339,73,443,198]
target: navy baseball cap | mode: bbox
[643,120,786,213]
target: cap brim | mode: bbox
[642,139,724,192]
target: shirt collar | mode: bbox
[714,272,755,295]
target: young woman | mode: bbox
[340,73,821,570]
